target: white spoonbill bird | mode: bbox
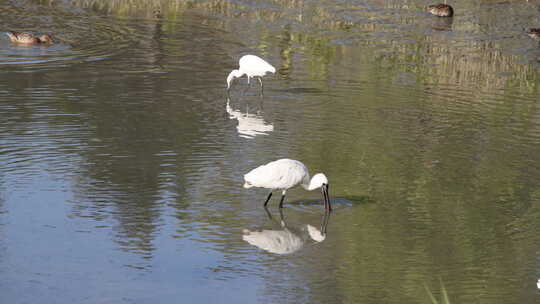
[227,54,276,91]
[243,159,331,211]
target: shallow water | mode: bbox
[1,0,540,303]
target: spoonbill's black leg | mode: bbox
[278,193,286,208]
[263,192,273,206]
[258,77,264,95]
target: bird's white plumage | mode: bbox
[243,158,331,210]
[244,159,309,190]
[227,54,276,89]
[238,55,276,77]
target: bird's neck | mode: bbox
[227,70,245,88]
[302,174,319,191]
[231,70,245,78]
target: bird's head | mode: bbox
[6,31,17,41]
[309,173,328,190]
[227,69,245,90]
[38,34,53,44]
[309,173,331,211]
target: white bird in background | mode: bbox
[243,159,331,211]
[227,54,276,92]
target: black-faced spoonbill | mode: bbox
[243,159,331,211]
[227,55,276,92]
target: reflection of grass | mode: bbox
[67,0,539,94]
[424,279,451,304]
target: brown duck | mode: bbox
[526,28,540,40]
[6,31,53,44]
[428,4,454,17]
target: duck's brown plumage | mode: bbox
[527,28,540,40]
[6,31,53,44]
[428,4,454,17]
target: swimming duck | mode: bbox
[526,28,540,40]
[428,4,454,17]
[6,31,53,44]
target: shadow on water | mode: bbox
[278,196,370,213]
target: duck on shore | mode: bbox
[6,31,53,44]
[428,4,454,17]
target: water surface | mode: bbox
[1,0,540,303]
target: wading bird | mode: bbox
[226,54,276,92]
[243,159,331,211]
[6,31,53,44]
[427,4,454,17]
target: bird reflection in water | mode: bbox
[226,98,274,138]
[431,16,453,31]
[242,208,330,255]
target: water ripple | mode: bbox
[0,1,144,70]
